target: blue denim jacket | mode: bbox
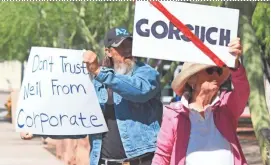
[89,61,162,165]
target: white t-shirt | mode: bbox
[181,96,234,165]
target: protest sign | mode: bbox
[132,1,240,68]
[15,47,108,135]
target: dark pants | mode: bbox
[98,153,154,165]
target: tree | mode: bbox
[252,2,270,82]
[0,2,134,62]
[0,2,75,61]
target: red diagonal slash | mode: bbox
[149,1,226,67]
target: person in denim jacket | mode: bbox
[83,27,163,165]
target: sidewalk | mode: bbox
[0,122,64,165]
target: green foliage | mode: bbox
[190,1,225,7]
[252,2,270,64]
[0,2,73,61]
[0,2,134,61]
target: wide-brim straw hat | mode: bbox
[172,62,231,96]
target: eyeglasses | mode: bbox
[205,67,223,76]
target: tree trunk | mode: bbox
[73,2,102,56]
[226,2,270,165]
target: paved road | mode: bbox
[239,137,262,165]
[0,122,64,165]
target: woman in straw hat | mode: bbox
[152,38,250,165]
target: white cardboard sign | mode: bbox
[132,2,240,67]
[15,47,108,135]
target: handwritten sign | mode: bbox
[15,47,108,135]
[132,1,239,67]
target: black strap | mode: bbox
[99,153,154,165]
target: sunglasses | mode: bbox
[205,67,223,76]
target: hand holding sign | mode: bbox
[228,38,242,67]
[228,38,242,56]
[83,50,100,76]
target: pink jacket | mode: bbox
[152,65,250,165]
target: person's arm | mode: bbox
[223,64,250,119]
[95,65,160,103]
[152,108,175,165]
